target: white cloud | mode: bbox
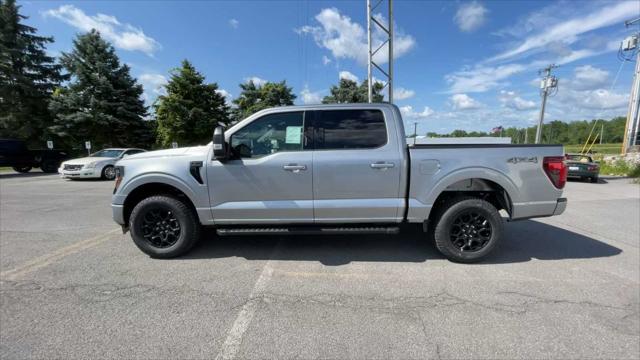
[487,1,636,63]
[450,94,483,110]
[138,73,167,105]
[322,55,332,65]
[498,90,536,111]
[295,8,415,66]
[454,1,488,32]
[216,89,232,99]
[339,71,359,82]
[400,105,434,119]
[300,85,323,104]
[571,65,609,90]
[244,76,267,86]
[229,19,239,29]
[44,5,160,55]
[446,63,526,93]
[394,87,415,100]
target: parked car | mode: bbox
[565,153,600,183]
[59,148,146,180]
[0,139,69,173]
[111,104,568,262]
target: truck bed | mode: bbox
[405,144,565,222]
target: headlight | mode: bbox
[84,161,97,169]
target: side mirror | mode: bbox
[212,126,228,161]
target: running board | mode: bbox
[216,226,400,236]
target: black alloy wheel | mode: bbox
[449,210,492,252]
[140,207,181,248]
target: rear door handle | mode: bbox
[370,162,395,169]
[283,164,307,172]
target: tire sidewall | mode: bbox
[434,199,503,263]
[130,196,197,258]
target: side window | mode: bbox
[315,110,387,150]
[230,111,304,158]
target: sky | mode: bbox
[18,0,640,134]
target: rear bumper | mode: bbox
[553,197,567,216]
[567,170,598,178]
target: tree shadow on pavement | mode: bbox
[183,220,622,266]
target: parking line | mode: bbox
[0,228,120,281]
[215,242,280,360]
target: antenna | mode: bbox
[367,0,393,103]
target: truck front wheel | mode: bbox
[432,197,503,263]
[129,195,201,258]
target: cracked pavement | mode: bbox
[1,172,639,359]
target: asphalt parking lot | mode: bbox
[1,172,639,359]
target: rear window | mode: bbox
[314,110,387,150]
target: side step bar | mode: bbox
[216,226,400,236]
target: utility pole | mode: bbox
[413,122,418,145]
[524,128,528,143]
[621,17,640,154]
[535,64,558,144]
[600,122,604,145]
[367,0,393,103]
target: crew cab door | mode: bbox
[207,111,313,224]
[310,109,403,223]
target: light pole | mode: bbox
[535,64,558,144]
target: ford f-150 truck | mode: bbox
[111,103,567,262]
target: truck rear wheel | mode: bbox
[432,197,503,263]
[129,195,201,258]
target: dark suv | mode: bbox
[0,139,69,173]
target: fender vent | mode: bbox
[189,161,204,184]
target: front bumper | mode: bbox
[552,197,567,216]
[58,167,101,178]
[112,204,125,225]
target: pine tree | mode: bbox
[0,0,66,146]
[49,30,149,149]
[154,60,229,147]
[322,78,384,104]
[232,80,296,121]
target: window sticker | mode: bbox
[285,126,302,144]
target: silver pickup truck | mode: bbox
[112,103,567,262]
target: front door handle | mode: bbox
[370,162,395,169]
[283,164,307,172]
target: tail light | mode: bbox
[587,165,598,171]
[543,156,567,189]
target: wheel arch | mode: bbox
[122,182,199,226]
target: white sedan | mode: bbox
[58,148,146,180]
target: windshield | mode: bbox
[566,155,593,163]
[90,149,124,158]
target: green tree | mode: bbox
[49,30,149,149]
[322,78,384,104]
[0,0,66,146]
[232,80,296,121]
[155,60,229,147]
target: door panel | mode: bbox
[207,111,313,224]
[207,152,313,224]
[311,109,403,223]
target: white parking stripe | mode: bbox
[215,242,280,360]
[0,228,120,280]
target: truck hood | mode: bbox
[121,146,208,161]
[62,156,114,165]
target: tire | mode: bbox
[40,161,58,173]
[101,165,116,180]
[12,166,32,173]
[432,197,503,263]
[129,195,201,258]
